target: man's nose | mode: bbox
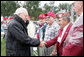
[58,22,61,25]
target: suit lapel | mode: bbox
[59,23,72,46]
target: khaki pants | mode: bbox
[38,45,55,56]
[38,47,45,56]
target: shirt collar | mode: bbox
[75,12,83,24]
[63,22,70,30]
[48,21,56,27]
[81,12,83,17]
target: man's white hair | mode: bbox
[14,7,28,15]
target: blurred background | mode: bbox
[1,1,76,21]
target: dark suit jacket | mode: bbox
[6,15,40,56]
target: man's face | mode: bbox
[39,19,45,25]
[27,16,30,21]
[46,16,54,24]
[73,1,83,16]
[23,11,28,21]
[9,19,13,22]
[58,17,65,28]
[19,10,28,22]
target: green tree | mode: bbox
[43,1,59,14]
[23,1,42,21]
[49,1,55,12]
[43,3,51,13]
[58,3,72,12]
[49,1,60,14]
[1,1,20,17]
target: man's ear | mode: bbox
[65,19,69,24]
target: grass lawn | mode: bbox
[1,38,6,56]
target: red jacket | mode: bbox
[62,14,83,56]
[45,23,72,56]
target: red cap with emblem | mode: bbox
[39,14,46,19]
[9,17,14,19]
[2,21,4,23]
[4,17,8,20]
[45,11,56,19]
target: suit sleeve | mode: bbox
[45,35,58,48]
[8,24,40,47]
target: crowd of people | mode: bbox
[1,1,83,56]
[1,16,14,39]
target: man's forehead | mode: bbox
[23,11,27,14]
[74,1,82,4]
[39,18,45,20]
[46,16,50,17]
[72,1,78,6]
[23,10,28,13]
[58,17,63,21]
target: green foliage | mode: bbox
[23,1,42,21]
[43,3,51,13]
[58,3,72,12]
[33,50,38,56]
[1,1,20,17]
[1,38,6,56]
[1,1,72,21]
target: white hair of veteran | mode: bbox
[14,7,28,15]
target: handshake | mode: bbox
[39,41,46,47]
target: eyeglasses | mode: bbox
[46,16,54,21]
[24,14,28,17]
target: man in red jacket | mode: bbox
[62,1,83,56]
[40,11,72,56]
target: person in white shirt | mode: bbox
[43,11,60,56]
[26,15,36,56]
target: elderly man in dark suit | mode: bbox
[6,7,41,56]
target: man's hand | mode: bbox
[50,45,57,56]
[39,41,45,47]
[50,49,57,56]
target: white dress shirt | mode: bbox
[57,23,70,43]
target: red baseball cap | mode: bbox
[9,17,14,19]
[39,14,46,19]
[56,12,70,19]
[45,11,56,19]
[4,17,8,20]
[2,21,4,23]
